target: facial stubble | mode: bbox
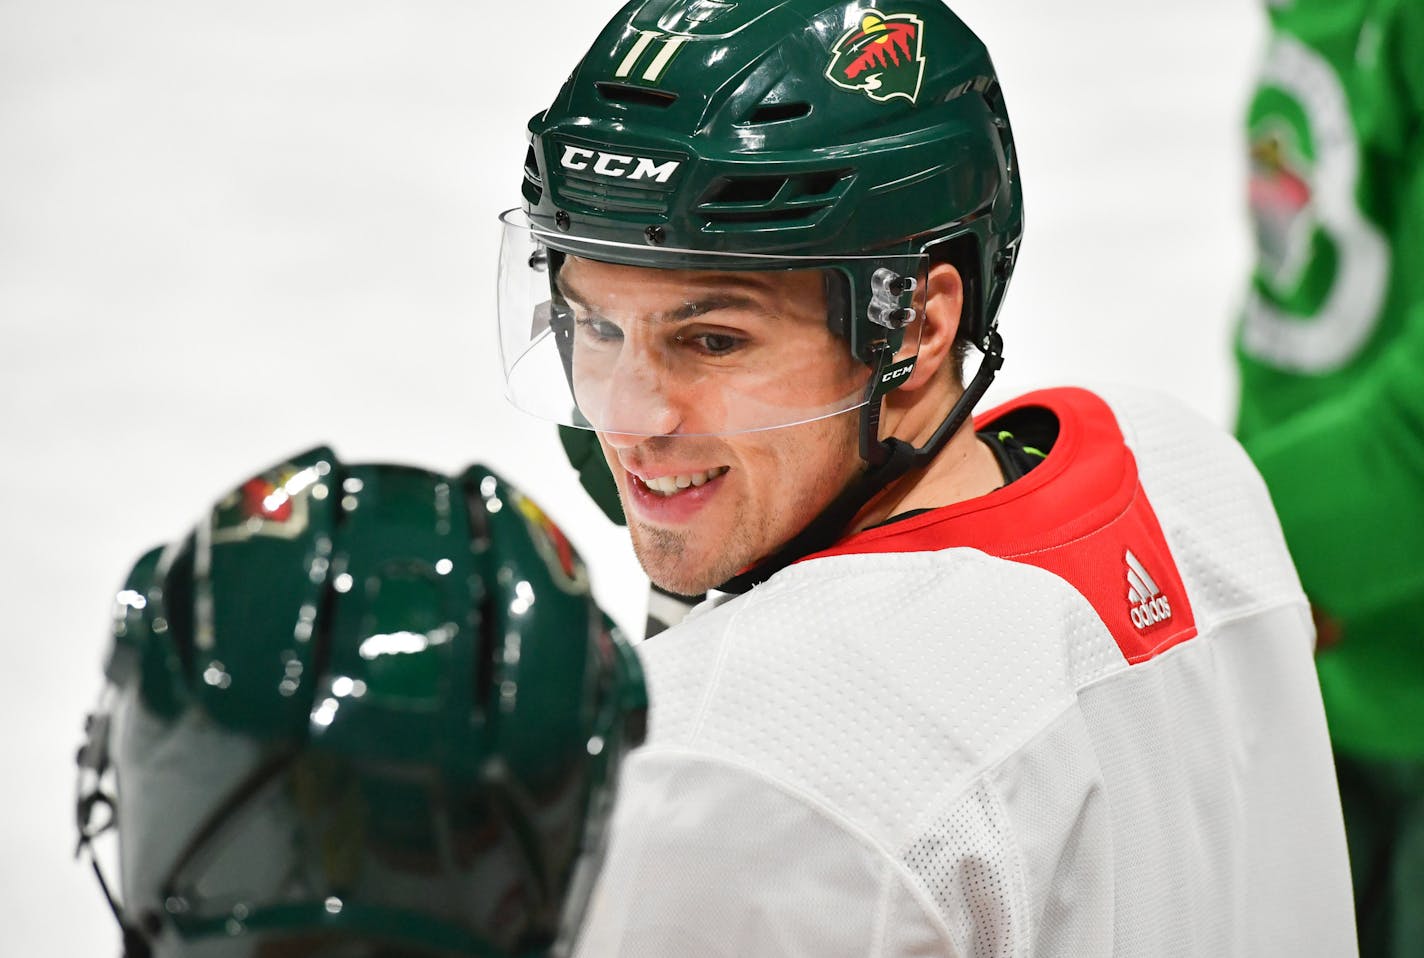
[623,416,861,596]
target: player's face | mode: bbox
[557,256,865,595]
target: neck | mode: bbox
[850,389,1003,531]
[716,362,1004,595]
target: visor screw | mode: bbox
[555,210,571,231]
[644,225,666,246]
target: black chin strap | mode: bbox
[75,708,154,958]
[121,925,154,958]
[717,330,1004,595]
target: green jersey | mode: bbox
[1236,0,1424,758]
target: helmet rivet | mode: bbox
[644,225,666,245]
[555,210,571,231]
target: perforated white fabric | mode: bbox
[901,781,1022,956]
[1100,385,1307,631]
[641,550,1124,848]
[577,389,1355,957]
[576,754,950,957]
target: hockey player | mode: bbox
[74,449,647,958]
[495,0,1357,953]
[1236,1,1424,953]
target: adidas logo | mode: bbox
[1125,549,1173,630]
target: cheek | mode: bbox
[743,339,867,413]
[744,416,861,514]
[595,438,626,491]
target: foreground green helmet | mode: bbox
[76,448,646,958]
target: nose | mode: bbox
[587,348,683,447]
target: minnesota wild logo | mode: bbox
[211,464,322,544]
[1249,122,1315,293]
[825,10,926,105]
[512,491,591,594]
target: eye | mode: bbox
[575,316,623,344]
[678,329,745,356]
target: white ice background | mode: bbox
[0,1,1260,952]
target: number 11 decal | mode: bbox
[615,31,688,84]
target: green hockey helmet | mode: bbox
[497,0,1022,440]
[76,448,647,958]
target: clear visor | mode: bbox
[496,209,926,437]
[159,751,591,954]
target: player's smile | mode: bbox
[630,465,731,497]
[623,464,731,523]
[602,410,860,595]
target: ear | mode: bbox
[900,261,963,392]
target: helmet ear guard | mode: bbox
[78,448,646,958]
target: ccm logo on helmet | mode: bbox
[881,365,913,384]
[560,146,681,183]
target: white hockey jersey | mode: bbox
[575,387,1356,957]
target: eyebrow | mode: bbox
[660,293,766,323]
[556,270,778,324]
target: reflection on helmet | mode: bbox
[76,447,647,958]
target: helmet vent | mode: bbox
[522,145,543,205]
[473,586,497,711]
[162,536,198,675]
[802,170,846,197]
[742,101,811,125]
[704,176,786,205]
[595,82,678,109]
[659,0,737,31]
[697,169,852,229]
[557,177,672,215]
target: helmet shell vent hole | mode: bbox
[741,101,811,125]
[802,169,847,197]
[522,145,543,206]
[161,536,199,676]
[595,82,678,109]
[696,169,853,227]
[658,0,737,31]
[702,176,786,205]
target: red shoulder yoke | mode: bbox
[803,388,1197,665]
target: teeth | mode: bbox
[641,467,728,497]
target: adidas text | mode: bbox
[1131,595,1172,630]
